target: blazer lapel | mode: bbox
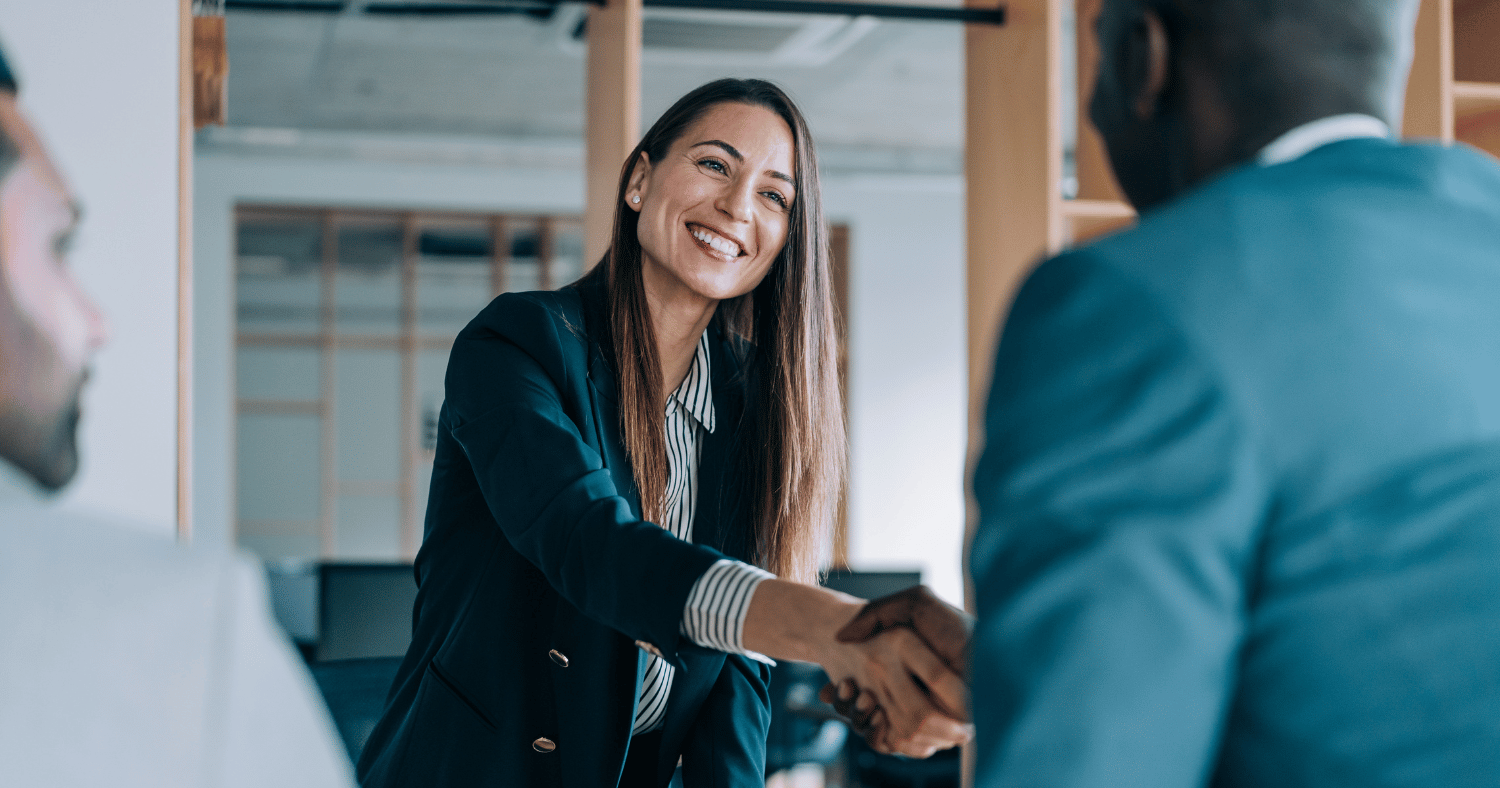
[693,321,751,561]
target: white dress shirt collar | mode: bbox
[1257,113,1391,166]
[667,330,715,434]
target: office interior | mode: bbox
[3,0,1496,786]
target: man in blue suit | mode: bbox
[963,0,1500,785]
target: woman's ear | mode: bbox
[625,151,652,213]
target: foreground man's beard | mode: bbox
[0,374,84,491]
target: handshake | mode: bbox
[816,585,975,758]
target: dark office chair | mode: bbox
[317,562,417,662]
[849,746,961,788]
[310,656,403,762]
[306,563,416,760]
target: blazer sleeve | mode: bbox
[679,655,773,787]
[443,294,728,667]
[969,252,1269,788]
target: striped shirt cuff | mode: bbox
[680,559,777,666]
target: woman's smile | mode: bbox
[686,222,746,261]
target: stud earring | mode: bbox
[632,196,640,204]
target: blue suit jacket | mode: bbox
[970,138,1500,787]
[357,282,771,787]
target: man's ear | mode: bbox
[624,151,651,213]
[1128,8,1172,120]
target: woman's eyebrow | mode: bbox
[692,139,743,161]
[692,140,795,187]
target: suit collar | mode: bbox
[573,280,752,561]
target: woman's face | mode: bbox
[629,102,796,307]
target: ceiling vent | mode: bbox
[559,6,876,67]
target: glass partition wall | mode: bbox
[234,207,586,561]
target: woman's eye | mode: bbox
[762,191,788,208]
[699,158,727,174]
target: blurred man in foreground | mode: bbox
[966,0,1500,785]
[0,45,352,786]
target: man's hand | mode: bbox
[819,674,972,757]
[836,584,974,676]
[736,578,973,757]
[818,585,975,755]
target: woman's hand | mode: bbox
[740,579,972,758]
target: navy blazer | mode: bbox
[357,281,772,787]
[970,138,1500,787]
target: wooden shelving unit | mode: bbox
[963,0,1500,525]
[1453,0,1500,157]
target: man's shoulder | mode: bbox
[1065,138,1500,318]
[0,509,354,786]
[0,508,254,628]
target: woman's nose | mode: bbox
[715,179,755,221]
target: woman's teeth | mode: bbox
[691,227,741,256]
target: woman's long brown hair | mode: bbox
[585,78,844,584]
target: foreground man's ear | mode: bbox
[1130,8,1172,121]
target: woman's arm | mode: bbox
[741,579,973,757]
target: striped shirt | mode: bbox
[632,331,776,735]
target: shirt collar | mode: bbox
[668,330,716,433]
[0,458,48,506]
[1257,113,1391,166]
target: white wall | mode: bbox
[827,175,967,607]
[195,141,967,604]
[0,2,181,533]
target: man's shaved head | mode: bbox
[1164,0,1415,131]
[1089,0,1419,209]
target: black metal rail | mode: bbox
[643,0,1003,25]
[225,0,1006,25]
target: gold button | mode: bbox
[549,649,569,668]
[533,737,556,754]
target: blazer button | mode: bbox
[533,737,556,754]
[634,640,663,658]
[549,649,569,668]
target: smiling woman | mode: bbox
[356,78,968,788]
[602,81,839,587]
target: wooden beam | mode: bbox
[178,0,195,542]
[538,216,556,290]
[399,214,419,558]
[962,11,1063,778]
[490,215,510,297]
[1404,0,1454,141]
[319,212,339,558]
[584,0,642,267]
[829,223,851,570]
[965,0,1063,483]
